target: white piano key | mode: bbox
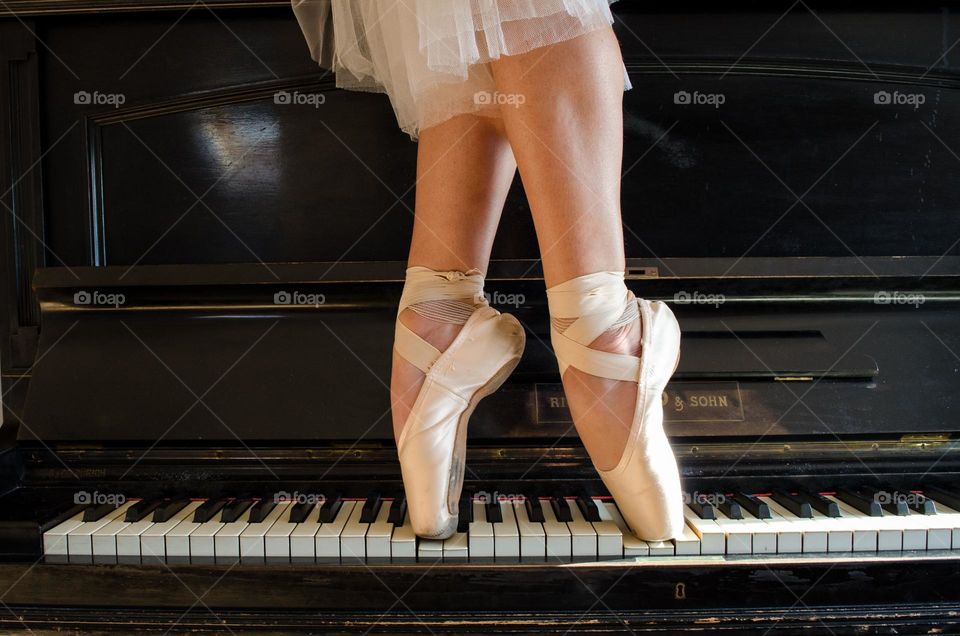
[901,511,930,551]
[604,503,649,557]
[91,512,135,563]
[365,501,394,560]
[818,508,856,553]
[735,509,778,554]
[116,510,159,560]
[213,507,253,564]
[289,502,325,562]
[923,501,960,550]
[564,499,598,559]
[513,501,546,561]
[239,502,289,562]
[828,496,894,551]
[44,510,88,557]
[165,505,206,562]
[418,538,444,561]
[758,497,827,554]
[390,509,417,560]
[682,506,724,555]
[339,501,369,562]
[649,540,676,556]
[140,501,204,562]
[442,531,469,561]
[493,500,520,560]
[265,503,311,561]
[590,498,624,558]
[751,501,802,554]
[315,501,355,561]
[67,501,136,561]
[711,509,753,555]
[468,500,495,560]
[673,522,702,556]
[189,509,228,563]
[540,498,571,559]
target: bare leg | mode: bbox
[390,113,517,442]
[490,27,638,471]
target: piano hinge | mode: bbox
[899,433,951,445]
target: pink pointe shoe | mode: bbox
[394,268,525,539]
[546,271,684,541]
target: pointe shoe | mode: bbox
[548,274,684,541]
[395,302,525,539]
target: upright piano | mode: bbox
[1,0,959,632]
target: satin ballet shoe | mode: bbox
[547,273,684,542]
[395,302,525,540]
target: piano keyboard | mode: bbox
[42,489,960,565]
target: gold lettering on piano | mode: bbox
[688,394,729,408]
[536,381,744,424]
[675,582,687,600]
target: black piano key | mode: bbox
[911,495,937,515]
[456,493,473,533]
[550,496,573,523]
[318,494,343,523]
[836,489,883,517]
[718,497,743,520]
[795,490,841,518]
[193,499,228,523]
[124,499,163,522]
[82,503,118,522]
[288,502,315,524]
[925,485,960,512]
[576,497,602,523]
[733,493,771,519]
[860,486,909,516]
[152,499,190,523]
[770,491,813,519]
[359,493,383,524]
[485,498,503,524]
[247,498,277,523]
[386,498,407,526]
[688,497,716,520]
[524,495,545,523]
[221,498,255,523]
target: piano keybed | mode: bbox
[42,489,960,565]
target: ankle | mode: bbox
[398,309,464,353]
[588,316,642,358]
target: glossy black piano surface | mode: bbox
[2,0,960,633]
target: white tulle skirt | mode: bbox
[292,0,630,139]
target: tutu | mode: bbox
[292,0,630,139]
